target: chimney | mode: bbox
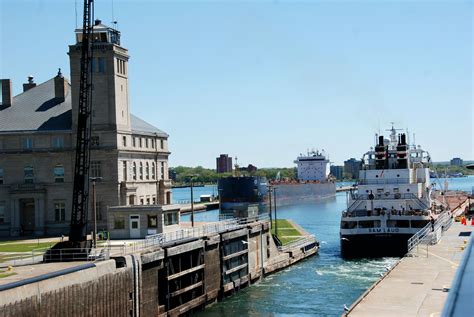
[0,79,13,109]
[22,75,37,92]
[54,68,68,102]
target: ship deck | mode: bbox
[346,221,474,316]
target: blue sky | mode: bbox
[1,0,472,167]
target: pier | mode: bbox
[345,220,473,316]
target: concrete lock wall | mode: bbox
[1,221,317,316]
[0,258,135,317]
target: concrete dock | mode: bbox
[346,222,474,317]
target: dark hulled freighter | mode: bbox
[340,126,443,258]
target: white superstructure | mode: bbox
[294,150,330,182]
[340,126,444,257]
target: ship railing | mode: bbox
[406,211,452,256]
[348,193,429,210]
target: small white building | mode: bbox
[107,204,180,239]
[294,150,330,182]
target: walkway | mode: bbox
[347,222,474,317]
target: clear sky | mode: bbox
[1,0,472,168]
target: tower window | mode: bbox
[139,162,143,180]
[146,162,150,180]
[122,161,127,181]
[160,139,164,149]
[90,161,102,178]
[145,138,148,148]
[122,136,127,147]
[132,162,137,180]
[132,136,136,147]
[139,138,142,148]
[151,162,156,179]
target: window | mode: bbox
[0,168,3,184]
[24,165,34,183]
[160,139,164,149]
[146,197,150,205]
[132,136,136,147]
[128,195,135,205]
[132,162,137,180]
[53,137,64,149]
[54,165,65,183]
[148,215,157,228]
[114,216,125,229]
[90,161,102,178]
[151,139,155,149]
[23,138,33,150]
[164,212,178,226]
[161,162,165,179]
[122,136,127,147]
[98,57,105,73]
[140,198,144,205]
[139,138,142,148]
[145,138,148,148]
[54,202,66,222]
[91,136,100,147]
[145,162,149,180]
[122,161,127,181]
[0,202,5,224]
[151,162,156,180]
[139,162,143,180]
[152,197,156,204]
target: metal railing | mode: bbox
[118,215,270,255]
[406,211,452,255]
[278,235,317,253]
[1,240,111,267]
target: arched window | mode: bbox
[139,162,143,180]
[151,162,156,180]
[146,162,150,180]
[132,162,137,180]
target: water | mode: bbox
[172,184,218,203]
[173,176,474,316]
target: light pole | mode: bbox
[268,185,273,228]
[186,174,198,227]
[273,187,278,237]
[90,176,102,248]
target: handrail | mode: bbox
[406,212,452,254]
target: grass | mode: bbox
[271,219,304,245]
[0,242,55,253]
[0,272,17,278]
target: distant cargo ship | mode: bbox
[272,150,336,206]
[218,176,269,218]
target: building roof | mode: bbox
[0,78,72,132]
[0,76,167,137]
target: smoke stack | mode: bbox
[1,79,13,109]
[23,75,37,92]
[378,135,384,146]
[54,68,68,102]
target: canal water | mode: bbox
[173,176,474,316]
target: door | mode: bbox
[20,199,35,235]
[129,215,140,238]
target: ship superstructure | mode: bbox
[273,150,335,206]
[340,126,442,257]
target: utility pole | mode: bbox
[268,185,273,228]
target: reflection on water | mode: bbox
[174,177,474,316]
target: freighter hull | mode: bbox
[273,182,336,207]
[340,233,414,258]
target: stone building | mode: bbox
[216,154,232,173]
[0,20,172,237]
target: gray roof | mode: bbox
[0,76,167,136]
[130,114,168,137]
[0,78,72,132]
